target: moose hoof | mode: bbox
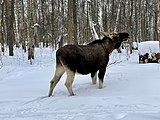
[99,80,103,89]
[69,93,75,96]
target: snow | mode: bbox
[0,47,160,120]
[31,23,40,28]
[138,41,160,55]
[132,42,138,49]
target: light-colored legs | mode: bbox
[99,79,103,89]
[98,67,106,89]
[48,64,106,96]
[48,64,76,97]
[91,72,97,84]
[65,68,75,96]
[91,71,104,88]
[48,65,65,97]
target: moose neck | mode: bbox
[102,39,117,54]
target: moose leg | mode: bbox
[98,67,106,89]
[48,65,65,97]
[91,72,97,84]
[65,68,75,96]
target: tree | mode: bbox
[158,0,160,41]
[21,0,27,52]
[0,0,5,53]
[67,0,73,44]
[73,0,78,45]
[154,1,158,41]
[1,0,160,57]
[5,0,15,56]
[14,0,20,47]
[27,0,35,64]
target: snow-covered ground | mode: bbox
[138,41,159,56]
[0,47,160,120]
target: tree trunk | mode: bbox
[128,0,133,54]
[14,0,20,48]
[51,0,55,48]
[0,1,5,53]
[27,0,35,64]
[5,0,15,56]
[41,0,45,47]
[33,0,39,47]
[154,1,159,41]
[134,0,138,43]
[73,0,78,45]
[21,0,27,52]
[114,0,121,32]
[98,0,104,34]
[158,0,160,41]
[67,0,73,44]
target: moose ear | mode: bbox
[108,32,119,40]
[101,32,119,39]
[101,32,109,37]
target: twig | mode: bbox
[107,60,123,69]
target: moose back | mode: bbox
[48,32,129,97]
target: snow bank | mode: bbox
[138,41,160,55]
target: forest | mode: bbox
[0,0,160,56]
[1,1,160,119]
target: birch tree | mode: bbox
[0,0,160,57]
[114,0,122,32]
[98,0,104,34]
[87,1,99,40]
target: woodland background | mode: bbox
[0,0,160,56]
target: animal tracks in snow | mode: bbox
[1,96,160,120]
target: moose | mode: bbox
[48,32,129,97]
